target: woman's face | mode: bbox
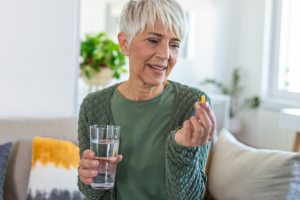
[121,19,181,87]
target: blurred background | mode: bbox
[1,0,300,150]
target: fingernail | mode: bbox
[92,170,97,175]
[196,102,200,109]
[92,161,98,165]
[89,152,94,157]
[205,102,209,108]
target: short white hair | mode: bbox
[119,0,188,45]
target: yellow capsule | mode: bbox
[201,95,205,103]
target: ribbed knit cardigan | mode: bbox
[77,80,211,200]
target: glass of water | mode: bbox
[90,125,121,190]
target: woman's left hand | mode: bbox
[174,101,216,147]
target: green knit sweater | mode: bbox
[77,80,211,200]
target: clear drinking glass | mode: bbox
[90,125,121,190]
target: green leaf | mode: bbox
[80,32,126,75]
[113,71,120,79]
[120,68,127,73]
[94,67,100,73]
[94,51,104,60]
[85,69,91,80]
[98,33,106,38]
[250,96,260,108]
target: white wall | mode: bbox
[0,0,80,117]
[168,0,218,87]
[212,0,266,146]
[237,0,266,146]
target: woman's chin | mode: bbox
[142,77,165,87]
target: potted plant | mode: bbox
[201,68,260,137]
[80,33,127,92]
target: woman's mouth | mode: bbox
[148,64,166,71]
[147,64,166,75]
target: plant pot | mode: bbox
[80,67,114,87]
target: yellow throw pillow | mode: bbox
[27,137,86,199]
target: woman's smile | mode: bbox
[147,64,167,74]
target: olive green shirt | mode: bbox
[111,83,174,200]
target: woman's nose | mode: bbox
[156,43,170,60]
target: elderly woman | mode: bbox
[77,0,216,199]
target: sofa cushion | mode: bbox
[0,142,12,199]
[0,117,78,200]
[3,141,32,200]
[208,128,300,200]
[26,137,86,199]
[0,117,79,145]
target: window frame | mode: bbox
[264,0,300,106]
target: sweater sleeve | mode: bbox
[77,97,106,200]
[164,92,212,200]
[165,131,210,200]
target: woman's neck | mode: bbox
[117,79,169,101]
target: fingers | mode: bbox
[116,155,123,163]
[78,158,98,185]
[174,98,216,148]
[82,150,95,159]
[182,120,193,143]
[78,151,123,185]
[194,102,211,142]
[79,150,98,185]
[80,177,93,185]
[208,121,216,141]
[78,167,98,184]
[80,150,97,169]
[199,101,216,141]
[193,99,217,143]
[78,167,98,177]
[79,158,99,169]
[189,117,204,146]
[174,120,192,147]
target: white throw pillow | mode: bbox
[208,128,300,200]
[27,137,86,200]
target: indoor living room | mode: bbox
[1,0,300,200]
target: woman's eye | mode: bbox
[148,39,158,43]
[171,44,180,48]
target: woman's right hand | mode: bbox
[78,150,123,185]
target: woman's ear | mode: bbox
[118,32,129,56]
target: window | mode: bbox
[277,0,300,93]
[267,0,300,102]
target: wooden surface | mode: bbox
[280,109,300,152]
[293,132,300,152]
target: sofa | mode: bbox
[0,117,79,200]
[1,117,300,200]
